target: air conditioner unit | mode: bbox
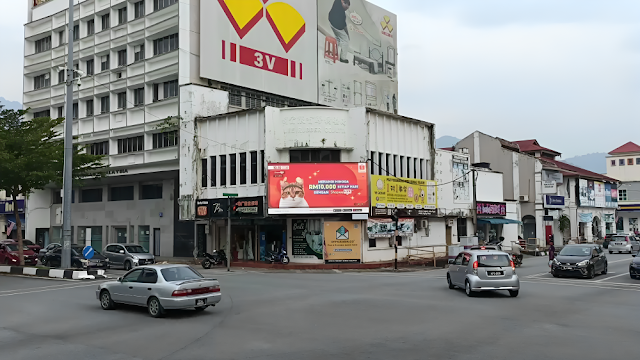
[416,219,428,229]
[519,195,529,202]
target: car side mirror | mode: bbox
[117,277,122,282]
[448,259,454,264]
[119,250,124,254]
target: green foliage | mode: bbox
[559,214,571,234]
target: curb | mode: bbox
[0,266,106,280]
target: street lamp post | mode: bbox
[61,0,75,269]
[223,193,238,272]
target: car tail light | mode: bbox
[172,285,220,297]
[473,261,478,269]
[510,260,515,271]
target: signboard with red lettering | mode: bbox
[476,202,507,217]
[201,0,318,103]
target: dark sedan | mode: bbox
[551,244,608,279]
[41,245,108,269]
[630,251,640,279]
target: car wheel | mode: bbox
[147,297,165,318]
[509,290,519,297]
[447,274,455,289]
[124,261,132,271]
[602,263,608,275]
[202,259,212,269]
[587,267,595,279]
[194,306,207,312]
[631,273,636,279]
[465,280,474,297]
[609,251,613,254]
[100,290,116,310]
[552,270,560,278]
[41,258,48,267]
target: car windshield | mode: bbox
[125,245,148,253]
[23,240,34,245]
[161,266,204,282]
[5,244,29,251]
[612,236,628,242]
[559,246,592,256]
[476,254,511,267]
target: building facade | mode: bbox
[606,142,640,234]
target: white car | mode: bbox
[608,234,640,254]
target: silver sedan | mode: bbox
[96,264,221,317]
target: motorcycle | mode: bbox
[265,248,290,265]
[511,253,523,267]
[201,249,227,269]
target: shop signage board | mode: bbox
[267,163,369,214]
[544,195,565,209]
[367,218,413,238]
[476,202,506,217]
[594,181,605,208]
[371,175,437,213]
[542,170,563,184]
[317,0,398,112]
[291,219,323,259]
[0,200,25,215]
[195,197,264,218]
[542,181,557,194]
[324,221,361,263]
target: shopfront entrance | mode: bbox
[259,221,286,261]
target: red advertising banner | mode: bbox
[268,163,369,214]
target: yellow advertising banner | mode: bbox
[371,175,437,210]
[323,221,362,264]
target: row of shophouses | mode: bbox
[0,97,630,263]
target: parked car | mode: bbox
[0,241,38,266]
[96,265,221,317]
[447,249,520,297]
[41,246,108,269]
[551,244,608,278]
[608,234,640,254]
[629,253,640,279]
[21,239,41,254]
[103,243,155,270]
[38,243,61,262]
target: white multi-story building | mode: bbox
[606,142,640,233]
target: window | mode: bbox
[250,151,257,184]
[133,87,144,106]
[89,141,108,155]
[118,7,127,25]
[289,150,340,163]
[33,110,50,118]
[87,19,94,35]
[386,154,391,175]
[164,80,178,98]
[461,253,470,266]
[620,159,625,166]
[153,33,178,56]
[117,92,126,109]
[378,152,383,175]
[619,189,628,201]
[117,49,127,67]
[141,184,163,200]
[72,103,78,119]
[400,156,404,177]
[73,24,79,41]
[414,158,418,179]
[35,36,51,53]
[229,89,242,107]
[73,63,80,79]
[611,160,616,166]
[100,55,109,71]
[81,188,103,203]
[138,232,152,260]
[210,156,217,187]
[220,155,227,186]
[34,73,50,90]
[58,31,64,46]
[58,69,65,84]
[240,153,247,185]
[122,269,143,283]
[134,1,145,18]
[260,150,265,183]
[117,136,144,153]
[86,59,94,76]
[85,99,93,116]
[134,44,144,61]
[457,218,467,238]
[370,152,376,175]
[152,131,178,149]
[101,13,110,30]
[246,92,261,108]
[369,238,376,248]
[57,106,63,118]
[637,158,640,165]
[100,96,110,113]
[629,159,634,166]
[393,155,398,176]
[154,0,178,11]
[201,159,208,187]
[110,186,134,201]
[230,154,237,186]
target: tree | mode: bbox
[0,106,108,266]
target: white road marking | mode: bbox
[594,272,630,282]
[0,282,86,293]
[0,282,104,297]
[521,280,640,292]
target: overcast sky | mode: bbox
[2,0,638,157]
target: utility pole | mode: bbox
[61,0,75,269]
[392,210,399,271]
[223,193,237,272]
[472,168,478,240]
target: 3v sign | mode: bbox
[241,46,288,76]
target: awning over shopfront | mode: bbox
[477,218,521,225]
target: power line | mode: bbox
[368,158,472,187]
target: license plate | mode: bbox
[562,266,573,270]
[195,299,206,306]
[488,271,503,276]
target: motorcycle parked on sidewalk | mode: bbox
[201,250,227,269]
[265,249,290,265]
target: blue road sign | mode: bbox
[83,246,95,260]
